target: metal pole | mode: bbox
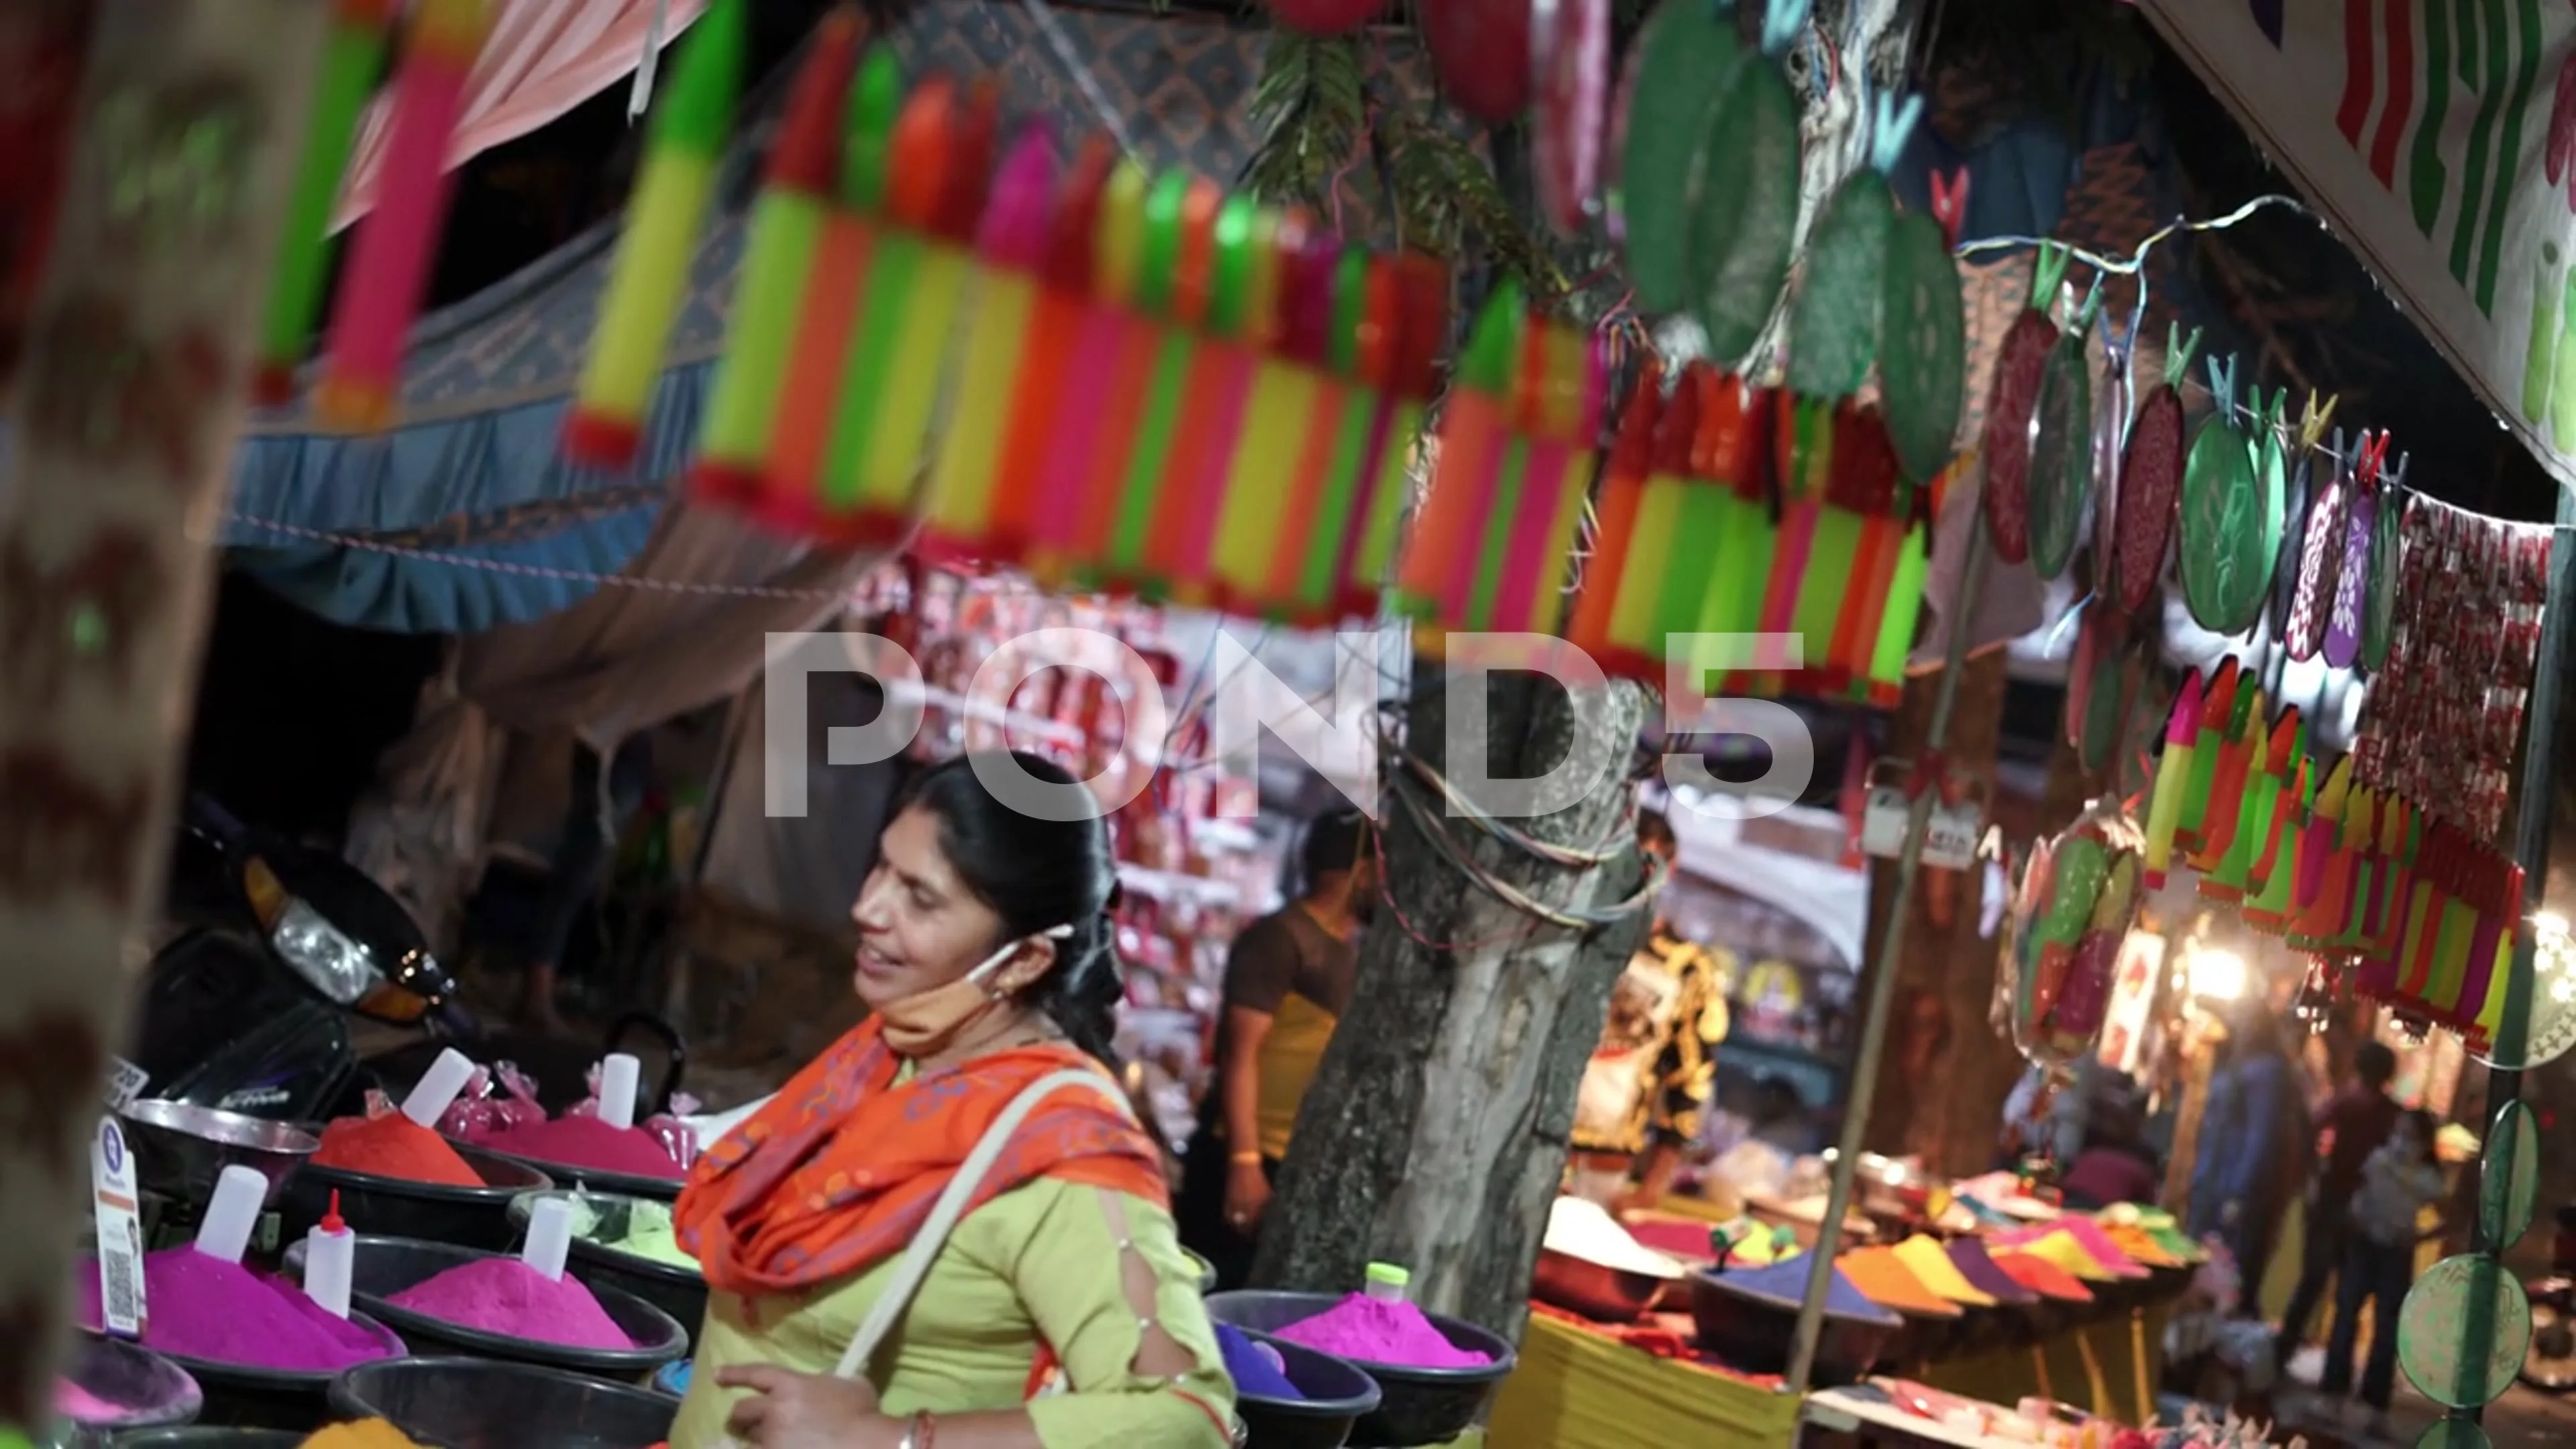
[2446,482,2576,1425]
[1785,523,1990,1393]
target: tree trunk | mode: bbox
[1252,669,1652,1338]
[1860,647,2015,1177]
[0,5,323,1433]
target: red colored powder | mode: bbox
[1990,1250,2094,1302]
[466,1114,683,1179]
[76,1248,392,1372]
[387,1256,636,1350]
[1275,1294,1491,1369]
[314,1114,483,1187]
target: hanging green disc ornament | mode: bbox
[2363,484,2403,673]
[1684,0,1806,366]
[2179,357,2270,634]
[2399,1254,2530,1407]
[1880,198,1964,483]
[1613,0,1740,314]
[2025,280,2101,581]
[2482,1098,2542,1250]
[1787,93,1921,400]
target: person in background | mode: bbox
[465,734,653,1036]
[2057,1083,2159,1210]
[1176,811,1373,1290]
[1567,809,1730,1212]
[2275,1039,2401,1370]
[2321,1109,2445,1438]
[2190,1011,2304,1296]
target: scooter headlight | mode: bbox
[270,898,385,1005]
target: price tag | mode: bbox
[91,1116,147,1340]
[1858,761,1988,871]
[105,1055,150,1111]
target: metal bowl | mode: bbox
[58,1334,201,1430]
[116,1102,317,1209]
[329,1356,677,1448]
[1531,1248,1670,1323]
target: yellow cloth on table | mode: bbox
[671,1179,1234,1449]
[1488,1313,1799,1449]
[1892,1235,1996,1306]
[300,1422,421,1448]
[2018,1229,2120,1283]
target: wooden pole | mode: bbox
[0,3,322,1433]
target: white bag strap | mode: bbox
[830,1067,1135,1381]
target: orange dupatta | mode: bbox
[676,1018,1168,1299]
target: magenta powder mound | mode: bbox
[388,1256,635,1349]
[1274,1295,1491,1369]
[466,1114,684,1179]
[75,1248,390,1373]
[1945,1240,2038,1305]
[1995,1217,2148,1279]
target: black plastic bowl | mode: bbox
[329,1356,677,1448]
[109,1431,303,1446]
[1236,1330,1383,1449]
[278,1139,553,1252]
[505,1189,708,1350]
[464,1136,684,1204]
[1203,1291,1512,1449]
[60,1334,202,1430]
[284,1234,686,1382]
[1684,1268,1897,1387]
[96,1316,405,1434]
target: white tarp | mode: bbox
[2138,0,2576,492]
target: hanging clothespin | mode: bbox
[2099,299,2140,361]
[2385,451,2410,499]
[2164,323,2204,390]
[1870,91,1925,173]
[2068,271,2106,333]
[2297,390,2338,453]
[1929,169,1971,252]
[2355,429,2392,490]
[2029,241,2073,313]
[2205,354,2239,425]
[2326,425,2348,477]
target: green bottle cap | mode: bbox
[1364,1261,1410,1288]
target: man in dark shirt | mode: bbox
[1177,811,1373,1289]
[2276,1039,2400,1366]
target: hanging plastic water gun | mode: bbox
[1022,157,1144,585]
[690,7,863,523]
[1258,229,1353,624]
[1471,320,1599,639]
[564,0,747,468]
[2141,667,2204,889]
[2209,706,2300,902]
[313,0,494,433]
[1690,368,1780,698]
[2173,656,2240,857]
[257,0,403,405]
[869,78,998,527]
[1599,366,1703,683]
[919,121,1059,563]
[980,137,1113,566]
[1089,173,1216,594]
[1333,256,1450,619]
[1748,395,1837,700]
[1148,192,1270,605]
[1864,466,1939,707]
[1815,405,1910,702]
[1566,357,1663,678]
[1391,281,1523,644]
[1208,210,1322,615]
[2184,680,2263,878]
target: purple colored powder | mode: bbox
[1275,1295,1491,1368]
[1945,1240,2039,1305]
[1216,1323,1303,1400]
[75,1248,391,1373]
[387,1256,635,1350]
[1697,1256,1901,1326]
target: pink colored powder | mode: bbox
[1996,1216,2148,1279]
[55,1381,121,1421]
[464,1114,683,1179]
[1274,1294,1492,1369]
[75,1248,391,1373]
[388,1256,635,1350]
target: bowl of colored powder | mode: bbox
[282,1135,553,1254]
[286,1236,686,1379]
[1217,1323,1383,1449]
[54,1334,201,1430]
[459,1114,686,1200]
[119,1101,319,1210]
[110,1431,307,1446]
[296,1420,423,1448]
[74,1247,404,1430]
[1684,1256,1901,1385]
[1206,1290,1511,1448]
[327,1356,678,1448]
[506,1190,708,1350]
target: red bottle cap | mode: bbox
[322,1189,347,1236]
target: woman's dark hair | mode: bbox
[895,751,1125,1065]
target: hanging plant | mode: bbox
[1683,0,1808,365]
[1978,241,2070,565]
[1880,168,1968,484]
[2025,277,2101,581]
[1611,0,1741,313]
[1531,0,1609,236]
[1786,91,1924,400]
[1421,0,1535,122]
[2110,323,2197,615]
[2179,361,2276,635]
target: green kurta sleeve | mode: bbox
[989,1182,1237,1449]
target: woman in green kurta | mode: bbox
[669,753,1237,1449]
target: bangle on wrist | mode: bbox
[912,1411,937,1449]
[1229,1150,1263,1166]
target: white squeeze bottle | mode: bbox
[1363,1262,1409,1303]
[304,1190,355,1319]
